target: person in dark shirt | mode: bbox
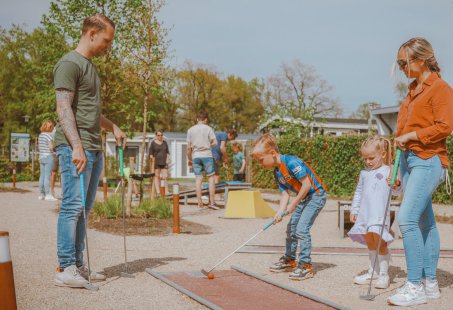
[149,130,170,195]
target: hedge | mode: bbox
[247,135,453,204]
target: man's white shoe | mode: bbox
[354,272,378,285]
[45,194,58,201]
[387,281,427,306]
[54,265,89,287]
[375,274,389,289]
[38,195,45,200]
[422,278,441,299]
[78,263,106,281]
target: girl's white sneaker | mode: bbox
[422,278,441,299]
[375,274,389,289]
[353,272,378,285]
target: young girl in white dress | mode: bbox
[349,136,399,289]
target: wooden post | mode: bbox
[150,156,156,199]
[0,231,17,310]
[12,163,16,189]
[159,178,165,197]
[172,183,180,234]
[126,157,135,217]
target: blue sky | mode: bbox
[1,0,453,114]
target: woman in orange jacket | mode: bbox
[388,37,453,307]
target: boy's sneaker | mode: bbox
[45,194,58,201]
[375,274,389,289]
[207,202,219,210]
[422,278,441,299]
[78,263,106,281]
[38,195,45,200]
[288,263,314,281]
[269,256,297,273]
[387,281,427,306]
[54,265,88,288]
[353,271,379,285]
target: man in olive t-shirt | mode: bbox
[53,14,126,289]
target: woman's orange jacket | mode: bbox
[396,73,453,167]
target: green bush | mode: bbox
[93,194,122,219]
[250,134,453,204]
[135,198,172,219]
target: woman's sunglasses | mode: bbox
[397,58,417,68]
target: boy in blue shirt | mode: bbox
[251,133,327,280]
[232,142,246,182]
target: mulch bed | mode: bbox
[88,216,211,236]
[0,186,30,193]
[436,214,453,225]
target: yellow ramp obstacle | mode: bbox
[224,190,276,218]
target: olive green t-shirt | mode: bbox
[53,51,102,151]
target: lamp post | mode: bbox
[22,115,30,133]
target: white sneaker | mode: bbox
[375,274,389,289]
[387,281,427,306]
[38,195,45,200]
[354,272,378,285]
[54,265,88,287]
[422,278,441,299]
[45,194,58,201]
[78,263,106,281]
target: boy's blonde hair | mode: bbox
[361,135,392,165]
[251,133,279,157]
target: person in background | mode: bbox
[149,130,170,195]
[187,111,218,209]
[38,120,58,201]
[50,125,59,198]
[232,142,246,182]
[211,129,238,183]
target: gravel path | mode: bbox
[1,182,453,309]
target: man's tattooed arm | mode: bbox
[55,89,81,149]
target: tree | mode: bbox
[350,102,381,120]
[263,59,342,122]
[394,81,408,105]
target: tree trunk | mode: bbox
[140,94,148,174]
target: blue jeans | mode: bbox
[56,145,103,268]
[39,155,54,195]
[398,151,444,283]
[285,192,326,265]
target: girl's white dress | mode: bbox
[348,165,394,245]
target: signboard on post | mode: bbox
[10,133,30,162]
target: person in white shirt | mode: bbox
[187,111,217,208]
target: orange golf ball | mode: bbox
[207,273,215,279]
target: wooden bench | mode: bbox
[167,182,252,207]
[338,200,401,240]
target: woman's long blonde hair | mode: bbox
[361,135,392,165]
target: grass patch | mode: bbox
[93,194,122,219]
[134,198,172,219]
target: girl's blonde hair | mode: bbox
[40,120,55,133]
[400,37,441,77]
[251,133,279,157]
[361,135,392,165]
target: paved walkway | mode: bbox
[1,182,453,309]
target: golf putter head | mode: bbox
[359,293,376,301]
[200,269,210,277]
[83,282,99,291]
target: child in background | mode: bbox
[232,142,246,182]
[251,133,327,280]
[348,136,397,289]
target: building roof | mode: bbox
[370,105,400,115]
[258,115,376,131]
